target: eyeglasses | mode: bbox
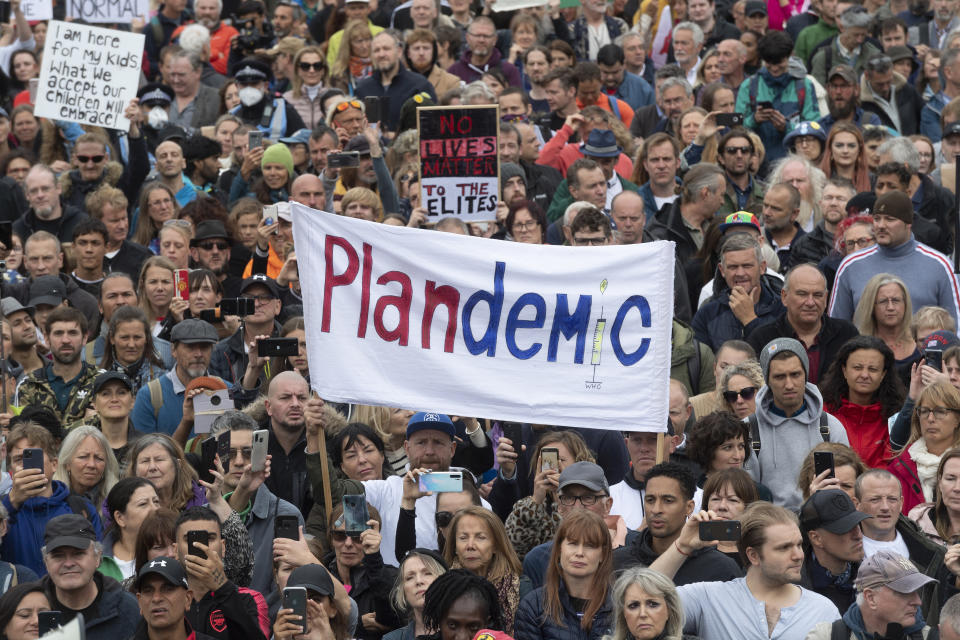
[335,99,363,112]
[77,155,105,164]
[299,61,324,71]
[513,221,539,231]
[916,406,960,420]
[875,297,904,307]
[557,494,604,506]
[845,236,874,249]
[331,531,362,543]
[724,146,752,155]
[228,447,252,460]
[722,386,757,403]
[574,236,608,246]
[198,241,229,251]
[435,511,454,528]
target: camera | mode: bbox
[220,298,257,316]
[210,394,222,406]
[328,152,360,169]
[233,19,264,53]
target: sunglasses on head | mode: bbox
[722,387,757,403]
[331,531,362,543]
[336,99,363,112]
[77,155,105,164]
[299,61,324,71]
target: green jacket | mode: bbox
[794,19,838,65]
[546,176,640,223]
[17,362,101,431]
[810,38,884,88]
[670,319,716,396]
[718,176,766,218]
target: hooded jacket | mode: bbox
[826,398,889,468]
[1,480,104,576]
[12,202,89,245]
[42,572,139,638]
[447,46,522,87]
[888,447,926,515]
[514,580,614,640]
[743,384,850,512]
[735,67,820,163]
[691,277,786,352]
[612,528,743,585]
[670,319,716,396]
[860,70,924,136]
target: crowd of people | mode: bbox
[0,0,956,639]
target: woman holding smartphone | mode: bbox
[0,583,51,640]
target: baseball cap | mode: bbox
[44,514,97,551]
[855,550,937,593]
[137,556,189,590]
[267,36,305,59]
[406,412,456,439]
[827,64,857,85]
[558,461,610,494]
[784,121,826,148]
[28,276,66,308]
[745,0,767,15]
[280,128,311,146]
[287,564,335,596]
[923,330,960,350]
[800,489,871,534]
[718,211,761,234]
[239,274,281,299]
[170,319,220,345]
[0,297,33,318]
[943,122,960,139]
[93,371,135,396]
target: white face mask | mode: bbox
[148,106,169,129]
[238,86,264,107]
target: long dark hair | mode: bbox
[820,335,905,417]
[100,305,166,371]
[0,582,47,637]
[106,476,156,537]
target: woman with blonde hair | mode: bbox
[284,46,328,128]
[819,122,871,192]
[137,256,185,336]
[158,220,192,270]
[718,360,764,419]
[385,550,448,640]
[341,186,384,221]
[604,566,683,640]
[694,48,721,90]
[329,20,374,94]
[514,509,613,640]
[909,447,960,545]
[854,273,920,374]
[53,425,120,511]
[443,506,522,630]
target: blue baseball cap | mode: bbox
[406,412,456,439]
[784,121,826,148]
[280,128,311,146]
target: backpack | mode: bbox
[748,73,807,120]
[747,411,830,456]
[829,619,925,640]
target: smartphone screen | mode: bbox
[699,520,741,541]
[342,494,368,535]
[814,451,835,479]
[199,436,218,484]
[541,447,559,472]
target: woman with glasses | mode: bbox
[384,550,448,640]
[505,200,546,244]
[854,273,920,382]
[134,183,182,254]
[821,336,905,467]
[325,499,399,640]
[100,477,160,581]
[686,411,772,501]
[699,469,758,568]
[819,122,871,192]
[891,382,960,515]
[502,431,595,560]
[784,122,826,164]
[284,46,328,129]
[718,360,763,419]
[442,506,522,631]
[514,509,613,640]
[909,447,960,545]
[910,134,936,174]
[99,306,169,392]
[329,20,374,94]
[605,567,685,640]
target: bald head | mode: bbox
[266,371,310,432]
[291,174,325,209]
[611,191,646,244]
[781,263,828,329]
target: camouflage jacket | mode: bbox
[16,362,102,430]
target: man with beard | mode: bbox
[448,16,522,86]
[818,65,882,133]
[762,184,804,272]
[190,221,240,297]
[176,0,235,75]
[404,29,461,99]
[154,140,198,207]
[183,136,226,204]
[14,165,89,245]
[522,46,551,111]
[909,0,960,49]
[791,177,856,266]
[132,318,226,436]
[356,31,436,132]
[60,125,149,216]
[2,297,43,378]
[229,58,306,139]
[596,44,654,110]
[717,128,765,217]
[17,307,99,430]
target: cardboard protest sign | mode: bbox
[418,105,499,223]
[66,0,147,23]
[21,0,52,22]
[492,0,547,10]
[35,21,143,131]
[292,204,674,432]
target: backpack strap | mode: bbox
[820,412,830,442]
[608,94,621,121]
[749,414,760,455]
[830,619,849,640]
[148,378,163,420]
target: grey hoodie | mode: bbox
[743,382,849,512]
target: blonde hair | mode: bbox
[854,273,913,344]
[332,20,373,78]
[137,255,177,320]
[444,506,521,583]
[905,382,960,450]
[605,568,683,640]
[291,46,327,97]
[913,306,956,340]
[341,186,384,221]
[53,426,120,507]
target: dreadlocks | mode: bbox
[421,569,505,633]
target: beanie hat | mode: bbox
[262,143,294,177]
[501,162,526,187]
[759,337,809,381]
[873,190,913,225]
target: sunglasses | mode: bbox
[198,241,229,251]
[435,511,454,528]
[722,387,757,403]
[299,61,324,71]
[724,146,752,155]
[335,99,363,112]
[331,531,361,543]
[77,155,105,164]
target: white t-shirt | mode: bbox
[862,532,910,560]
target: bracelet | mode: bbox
[674,539,690,557]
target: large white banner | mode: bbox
[292,204,674,432]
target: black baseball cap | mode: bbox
[239,274,281,299]
[93,371,135,395]
[44,514,97,551]
[800,489,871,534]
[28,276,66,308]
[137,556,189,589]
[287,564,335,596]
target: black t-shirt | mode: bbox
[49,575,104,626]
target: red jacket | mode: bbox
[888,447,926,515]
[826,398,890,468]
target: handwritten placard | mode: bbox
[418,105,500,223]
[21,0,53,21]
[35,21,144,131]
[66,0,148,23]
